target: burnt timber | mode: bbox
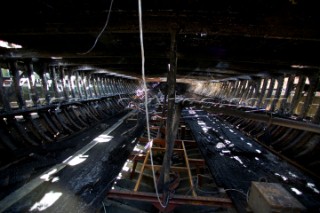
[0,0,320,212]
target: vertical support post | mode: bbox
[86,73,94,98]
[289,75,306,115]
[69,72,76,99]
[257,78,268,108]
[0,66,11,111]
[81,72,88,99]
[263,78,275,109]
[26,61,39,106]
[231,81,240,98]
[312,106,320,124]
[50,66,60,99]
[234,80,244,99]
[76,71,83,99]
[270,76,284,111]
[60,67,70,101]
[96,76,103,97]
[92,75,99,97]
[40,62,51,105]
[250,79,262,106]
[102,77,109,95]
[299,74,320,119]
[9,60,25,109]
[279,75,295,114]
[158,29,180,199]
[241,81,253,103]
[312,70,320,124]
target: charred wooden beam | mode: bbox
[9,60,25,109]
[0,67,11,112]
[183,100,320,134]
[280,75,295,114]
[263,78,275,109]
[50,66,60,99]
[60,67,70,101]
[26,61,39,106]
[270,76,284,112]
[40,62,51,105]
[158,29,180,199]
[257,78,268,108]
[289,75,306,115]
[107,190,233,208]
[299,74,320,119]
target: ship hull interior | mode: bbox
[0,1,320,212]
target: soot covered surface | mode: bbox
[183,108,320,213]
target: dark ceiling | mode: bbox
[0,0,319,80]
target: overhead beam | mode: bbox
[1,13,319,41]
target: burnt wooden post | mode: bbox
[26,61,39,106]
[86,73,94,98]
[240,80,251,103]
[234,80,245,99]
[312,71,320,124]
[257,78,268,108]
[289,75,306,115]
[75,71,83,99]
[227,81,236,98]
[60,67,70,101]
[40,62,51,104]
[69,72,76,99]
[245,81,255,103]
[0,65,11,111]
[80,72,88,99]
[158,29,180,200]
[9,60,25,109]
[50,66,60,99]
[299,74,320,119]
[95,76,103,97]
[100,77,107,95]
[231,81,240,98]
[279,75,295,114]
[312,97,320,124]
[92,75,99,97]
[263,78,275,109]
[270,76,284,111]
[251,78,262,106]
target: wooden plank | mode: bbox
[182,141,197,197]
[107,190,233,208]
[133,150,150,191]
